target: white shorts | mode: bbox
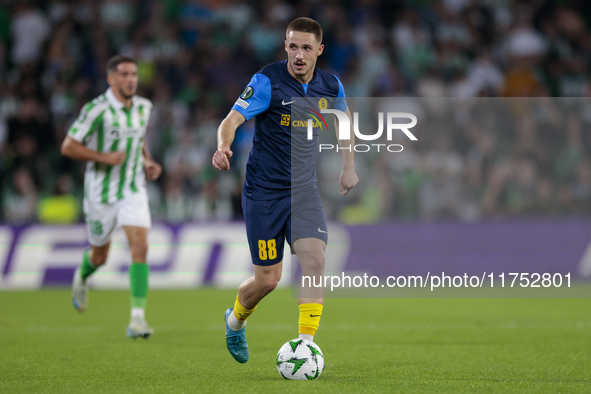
[83,192,152,246]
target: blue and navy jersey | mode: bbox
[232,60,347,200]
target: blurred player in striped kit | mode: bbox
[61,55,162,339]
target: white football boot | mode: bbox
[126,318,154,339]
[71,267,88,313]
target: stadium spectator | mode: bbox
[10,2,51,66]
[3,166,38,224]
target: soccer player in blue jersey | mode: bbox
[212,17,358,363]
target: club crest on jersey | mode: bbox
[240,86,254,100]
[318,98,328,110]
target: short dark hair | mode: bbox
[106,55,137,73]
[286,17,323,43]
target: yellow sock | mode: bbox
[298,303,323,336]
[233,295,256,321]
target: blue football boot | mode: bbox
[225,308,249,363]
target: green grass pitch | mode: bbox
[1,289,590,393]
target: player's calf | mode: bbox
[294,239,326,341]
[123,226,152,339]
[72,246,109,313]
[298,248,326,302]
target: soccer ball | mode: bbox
[276,338,324,380]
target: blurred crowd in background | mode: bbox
[1,0,591,224]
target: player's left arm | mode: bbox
[333,76,359,196]
[337,106,359,196]
[142,140,161,181]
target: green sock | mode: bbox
[80,250,98,282]
[130,263,149,309]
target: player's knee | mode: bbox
[262,278,280,294]
[300,250,325,274]
[130,240,148,261]
[260,273,281,295]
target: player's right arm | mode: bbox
[212,73,272,171]
[212,110,246,171]
[61,102,125,166]
[61,136,125,165]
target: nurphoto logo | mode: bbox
[307,110,418,153]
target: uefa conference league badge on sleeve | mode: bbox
[235,86,254,110]
[240,86,254,100]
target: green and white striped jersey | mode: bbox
[67,88,153,204]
